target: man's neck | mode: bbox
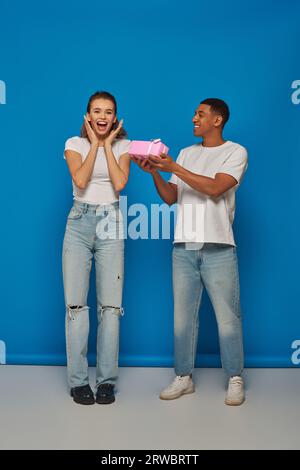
[202,133,226,148]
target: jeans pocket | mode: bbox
[67,206,84,220]
[108,207,122,223]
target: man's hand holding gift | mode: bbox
[131,156,157,174]
[147,153,175,173]
[129,139,174,174]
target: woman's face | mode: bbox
[87,98,117,138]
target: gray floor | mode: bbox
[0,366,299,450]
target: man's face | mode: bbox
[192,103,222,137]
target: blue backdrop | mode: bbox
[0,0,299,367]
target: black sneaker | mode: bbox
[70,384,95,405]
[96,383,115,404]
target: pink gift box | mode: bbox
[128,139,169,159]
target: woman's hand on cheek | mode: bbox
[104,119,124,147]
[84,115,99,145]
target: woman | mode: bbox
[62,91,131,405]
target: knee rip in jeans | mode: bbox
[67,305,89,320]
[99,305,124,319]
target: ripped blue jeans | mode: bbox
[62,199,124,389]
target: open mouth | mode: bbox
[96,120,109,132]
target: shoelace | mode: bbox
[97,384,114,396]
[229,377,243,390]
[99,384,113,390]
[79,385,93,397]
[168,376,187,390]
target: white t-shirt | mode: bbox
[169,140,248,246]
[64,136,131,204]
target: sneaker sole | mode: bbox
[96,397,115,405]
[225,397,245,406]
[159,386,195,400]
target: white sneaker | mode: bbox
[225,376,245,406]
[159,375,195,400]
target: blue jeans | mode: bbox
[173,243,244,378]
[62,200,124,389]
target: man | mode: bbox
[132,98,248,405]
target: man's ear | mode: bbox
[214,115,223,128]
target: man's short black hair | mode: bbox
[200,98,230,127]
